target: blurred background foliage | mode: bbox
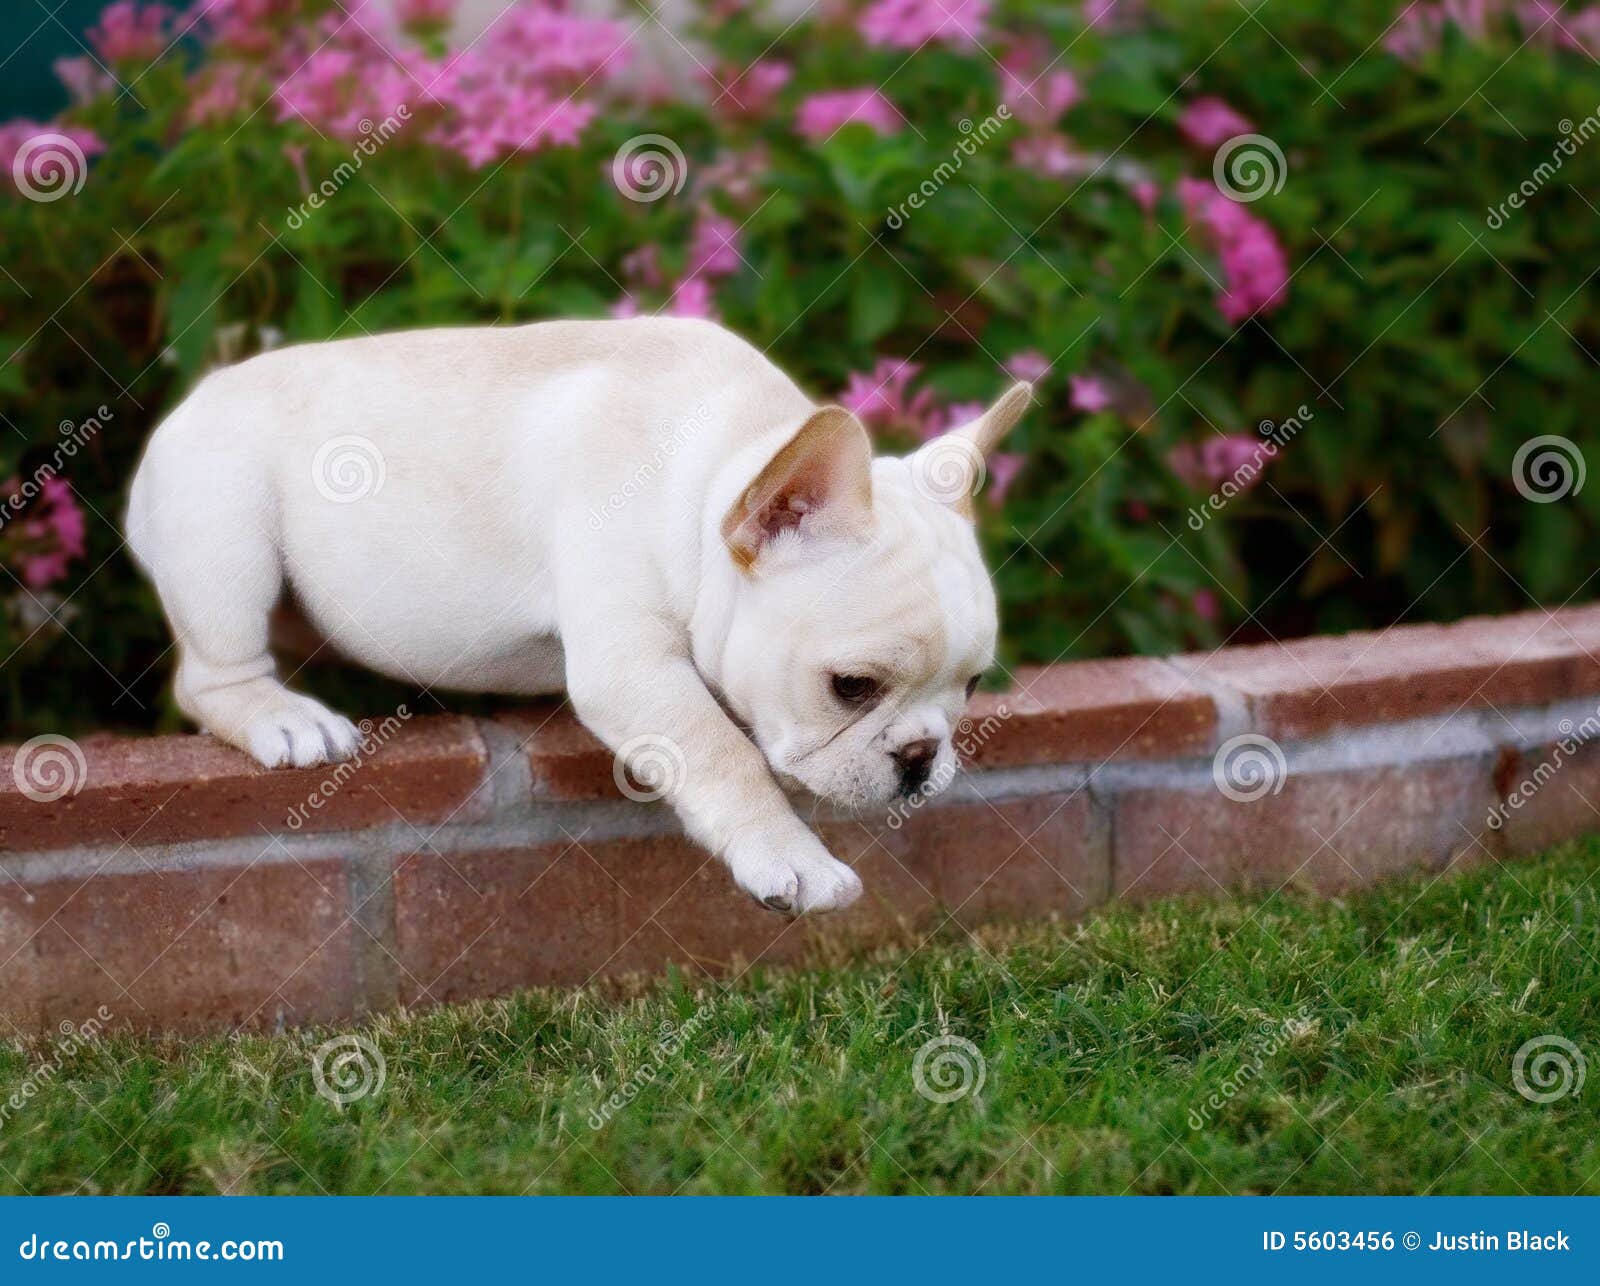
[3,0,1599,735]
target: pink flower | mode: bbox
[621,244,664,289]
[840,358,940,436]
[5,475,87,590]
[394,0,458,34]
[986,452,1025,505]
[1006,350,1051,384]
[1384,0,1503,62]
[707,60,792,115]
[942,401,987,430]
[271,3,628,158]
[1178,96,1254,149]
[695,147,769,205]
[999,43,1081,127]
[0,122,104,198]
[687,211,742,279]
[1129,177,1160,213]
[666,276,717,320]
[1069,374,1113,414]
[795,88,902,141]
[1191,589,1219,621]
[191,0,294,58]
[89,2,173,64]
[281,141,309,191]
[1166,434,1269,490]
[189,64,250,126]
[1085,0,1141,28]
[1178,178,1290,324]
[1011,132,1076,177]
[44,478,87,555]
[55,57,114,104]
[860,0,990,49]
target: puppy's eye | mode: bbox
[831,674,882,705]
[965,674,982,699]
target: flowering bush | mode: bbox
[2,0,1599,733]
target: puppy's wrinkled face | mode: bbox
[723,464,996,807]
[713,385,1028,810]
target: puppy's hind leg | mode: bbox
[139,506,362,770]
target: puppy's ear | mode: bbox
[909,381,1032,517]
[722,405,873,572]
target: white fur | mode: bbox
[126,318,1026,915]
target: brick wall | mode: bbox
[4,606,1600,1033]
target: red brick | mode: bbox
[1111,757,1501,900]
[495,704,618,800]
[1181,608,1600,741]
[0,856,358,1033]
[1496,738,1600,856]
[390,840,623,1005]
[1454,607,1600,710]
[0,716,487,850]
[600,833,810,977]
[965,659,1217,768]
[919,791,1108,926]
[390,788,1111,1003]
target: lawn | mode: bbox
[1,840,1596,1195]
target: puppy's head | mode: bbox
[713,383,1030,809]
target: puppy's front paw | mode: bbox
[727,837,863,917]
[233,694,364,770]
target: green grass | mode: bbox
[2,840,1597,1195]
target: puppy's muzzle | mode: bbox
[893,738,940,797]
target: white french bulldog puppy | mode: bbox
[126,318,1030,915]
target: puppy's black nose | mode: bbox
[894,738,940,795]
